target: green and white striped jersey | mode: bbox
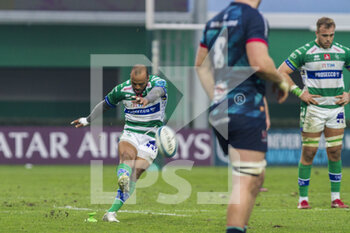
[105,75,167,137]
[285,40,350,108]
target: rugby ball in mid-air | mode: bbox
[155,126,178,158]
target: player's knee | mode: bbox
[120,151,136,162]
[327,146,342,161]
[232,160,266,177]
[302,148,317,163]
[325,135,343,161]
[135,168,146,180]
[253,173,265,196]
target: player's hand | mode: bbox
[273,80,289,104]
[131,96,149,107]
[300,90,321,105]
[70,117,89,128]
[335,92,350,106]
[266,117,271,131]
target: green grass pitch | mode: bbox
[1,165,350,233]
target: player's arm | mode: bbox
[71,84,121,128]
[336,56,350,106]
[195,46,215,100]
[71,100,111,128]
[334,66,350,106]
[278,60,320,105]
[132,86,165,107]
[263,97,270,131]
[246,42,289,103]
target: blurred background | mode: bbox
[1,0,350,166]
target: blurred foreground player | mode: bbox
[195,0,289,232]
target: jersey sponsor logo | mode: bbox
[145,140,157,152]
[324,54,331,60]
[313,54,321,61]
[124,103,160,115]
[322,63,336,69]
[337,112,344,123]
[307,70,341,79]
[209,20,238,28]
[155,80,166,87]
[329,173,342,181]
[298,178,310,186]
[132,102,143,108]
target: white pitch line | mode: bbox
[174,209,210,212]
[54,206,189,217]
[55,205,93,211]
[257,208,350,212]
[119,210,189,217]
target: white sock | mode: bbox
[331,192,340,201]
[299,196,308,203]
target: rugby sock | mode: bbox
[299,196,308,203]
[328,160,342,201]
[226,226,244,233]
[108,190,124,212]
[108,164,133,213]
[108,181,137,213]
[116,163,132,179]
[298,163,311,199]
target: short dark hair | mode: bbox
[317,17,336,31]
[131,64,149,77]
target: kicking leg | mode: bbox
[104,141,138,221]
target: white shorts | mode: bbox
[300,104,346,133]
[119,130,158,164]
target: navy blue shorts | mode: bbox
[213,115,267,154]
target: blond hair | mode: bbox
[316,17,336,32]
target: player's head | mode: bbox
[316,17,335,49]
[130,64,149,95]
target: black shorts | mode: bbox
[213,115,267,154]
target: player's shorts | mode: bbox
[119,130,158,164]
[213,115,267,154]
[300,104,346,133]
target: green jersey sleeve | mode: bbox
[150,75,168,95]
[105,83,124,107]
[285,46,307,71]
